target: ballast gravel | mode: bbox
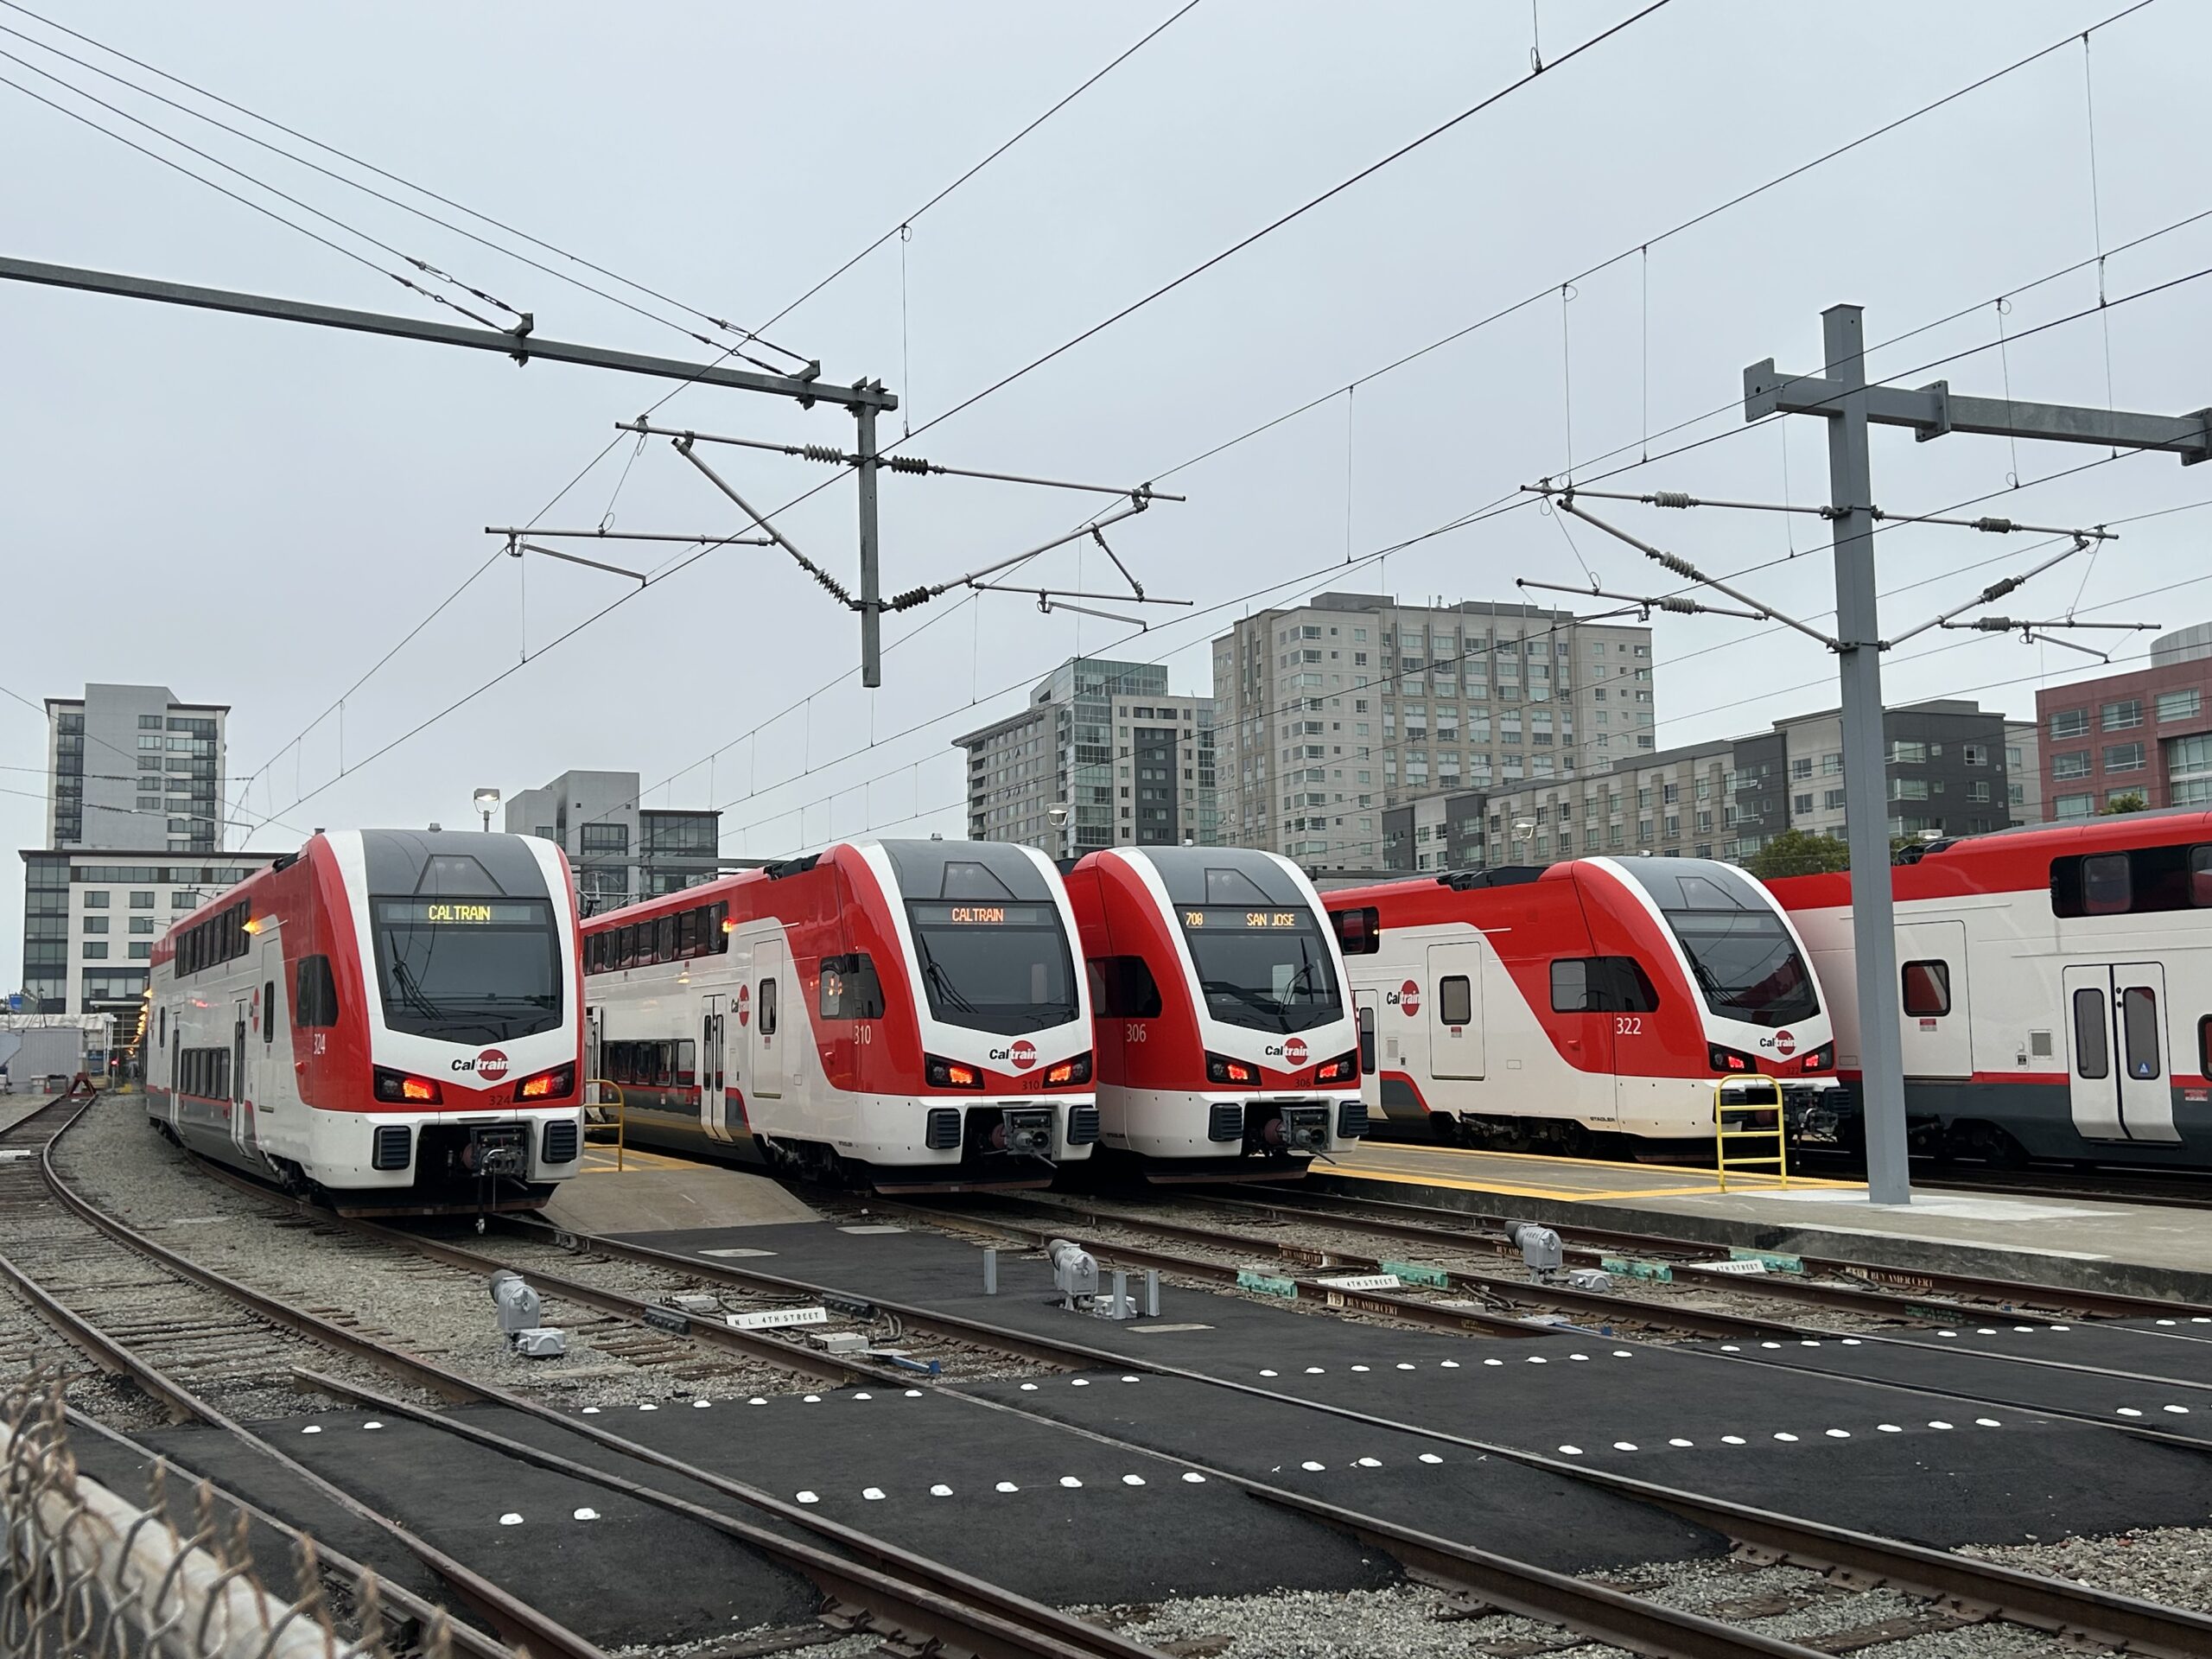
[1962,1524,2212,1614]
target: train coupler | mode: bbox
[1000,1108,1055,1157]
[1264,1104,1332,1154]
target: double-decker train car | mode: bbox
[148,830,586,1211]
[1765,809,2212,1167]
[1325,857,1836,1152]
[582,838,1097,1189]
[1062,846,1363,1177]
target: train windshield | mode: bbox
[1615,861,1818,1029]
[906,900,1080,1035]
[1176,906,1343,1035]
[370,898,564,1043]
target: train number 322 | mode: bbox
[1614,1016,1643,1035]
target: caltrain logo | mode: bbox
[998,1039,1038,1071]
[1390,980,1421,1017]
[1769,1031,1797,1058]
[1281,1037,1308,1067]
[451,1048,509,1081]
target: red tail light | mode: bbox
[1206,1053,1258,1086]
[1313,1051,1358,1084]
[372,1066,443,1105]
[1044,1052,1093,1087]
[1801,1043,1835,1073]
[1707,1045,1755,1074]
[518,1064,576,1101]
[926,1055,983,1090]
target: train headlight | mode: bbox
[372,1066,443,1105]
[1707,1044,1756,1074]
[518,1064,576,1101]
[1205,1053,1258,1086]
[1044,1052,1092,1087]
[1312,1051,1358,1084]
[1800,1043,1835,1073]
[925,1054,985,1090]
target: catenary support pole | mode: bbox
[855,398,883,687]
[1817,306,1912,1206]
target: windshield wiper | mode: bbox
[922,957,981,1015]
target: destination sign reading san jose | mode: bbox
[376,899,541,926]
[1183,907,1305,929]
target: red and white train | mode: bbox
[1765,810,2212,1167]
[148,830,587,1211]
[1063,846,1363,1176]
[1325,857,1838,1151]
[582,838,1098,1189]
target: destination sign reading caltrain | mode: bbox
[908,901,1058,927]
[374,899,543,926]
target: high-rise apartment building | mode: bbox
[47,683,226,854]
[1382,698,2021,874]
[1210,594,1655,872]
[505,769,723,914]
[953,657,1217,857]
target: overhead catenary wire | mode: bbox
[0,0,815,371]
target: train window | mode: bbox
[675,1040,696,1087]
[295,956,339,1028]
[2083,853,2131,914]
[1332,906,1380,956]
[620,926,639,969]
[712,902,730,953]
[656,916,677,963]
[2195,847,2212,906]
[2072,988,2110,1079]
[263,982,275,1045]
[817,953,886,1020]
[2122,986,2162,1080]
[1357,1005,1376,1074]
[760,977,779,1036]
[1085,956,1163,1020]
[1551,957,1660,1014]
[157,1006,165,1046]
[2200,1015,2212,1080]
[1900,960,1951,1019]
[1439,976,1473,1027]
[675,909,698,957]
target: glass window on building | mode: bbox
[130,892,155,908]
[2157,689,2202,724]
[2102,699,2144,732]
[2050,708,2088,740]
[2054,791,2094,818]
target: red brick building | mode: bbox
[2034,622,2212,818]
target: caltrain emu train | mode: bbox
[148,829,587,1211]
[1325,857,1837,1152]
[1765,809,2212,1167]
[582,838,1098,1189]
[1062,845,1363,1177]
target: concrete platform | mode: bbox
[627,1219,2212,1551]
[1316,1141,2212,1304]
[540,1156,820,1234]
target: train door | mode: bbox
[585,1006,602,1097]
[2052,969,2177,1150]
[752,938,786,1101]
[698,995,736,1140]
[231,995,253,1154]
[1425,943,1484,1081]
[1353,989,1383,1119]
[2062,963,2179,1143]
[1896,921,1971,1079]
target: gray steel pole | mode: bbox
[1819,305,1911,1205]
[854,401,883,688]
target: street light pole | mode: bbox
[473,788,501,834]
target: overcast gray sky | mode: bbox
[6,0,2210,985]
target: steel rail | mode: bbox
[66,1408,517,1659]
[1287,1182,2212,1321]
[984,1191,1825,1340]
[118,1139,1164,1658]
[505,1209,2212,1659]
[7,1101,609,1659]
[1193,1188,2066,1325]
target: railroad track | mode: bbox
[468,1205,2212,1659]
[10,1098,1175,1659]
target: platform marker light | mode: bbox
[1122,1474,1146,1485]
[1071,1379,1089,1388]
[803,1395,821,1404]
[1975,1418,2003,1427]
[1719,1345,1740,1353]
[931,1484,953,1497]
[499,1513,524,1526]
[995,1481,1020,1493]
[1613,1441,1638,1452]
[1418,1453,1443,1465]
[2117,1408,2145,1417]
[639,1402,658,1411]
[863,1489,886,1501]
[1060,1477,1083,1489]
[1483,1359,1503,1367]
[748,1397,766,1406]
[1357,1458,1382,1468]
[1668,1439,1693,1448]
[574,1508,600,1521]
[1929,1421,1955,1429]
[1611,1350,1633,1359]
[1825,1429,1851,1439]
[1300,1461,1325,1471]
[693,1400,711,1408]
[582,1406,601,1414]
[1304,1366,1324,1375]
[1721,1436,1746,1446]
[302,1426,321,1434]
[363,1421,383,1431]
[1878,1424,1903,1433]
[1569,1354,1588,1362]
[2053,1324,2073,1332]
[797,1491,819,1504]
[1773,1433,1799,1442]
[1395,1363,1414,1371]
[853,1393,872,1401]
[1182,1471,1206,1483]
[1259,1369,1277,1377]
[1840,1338,1862,1346]
[1559,1445,1583,1456]
[1440,1360,1459,1369]
[1351,1364,1370,1373]
[2165,1405,2190,1414]
[1525,1357,1547,1364]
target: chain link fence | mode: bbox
[0,1382,456,1659]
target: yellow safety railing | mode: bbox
[584,1078,626,1171]
[1713,1076,1789,1191]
